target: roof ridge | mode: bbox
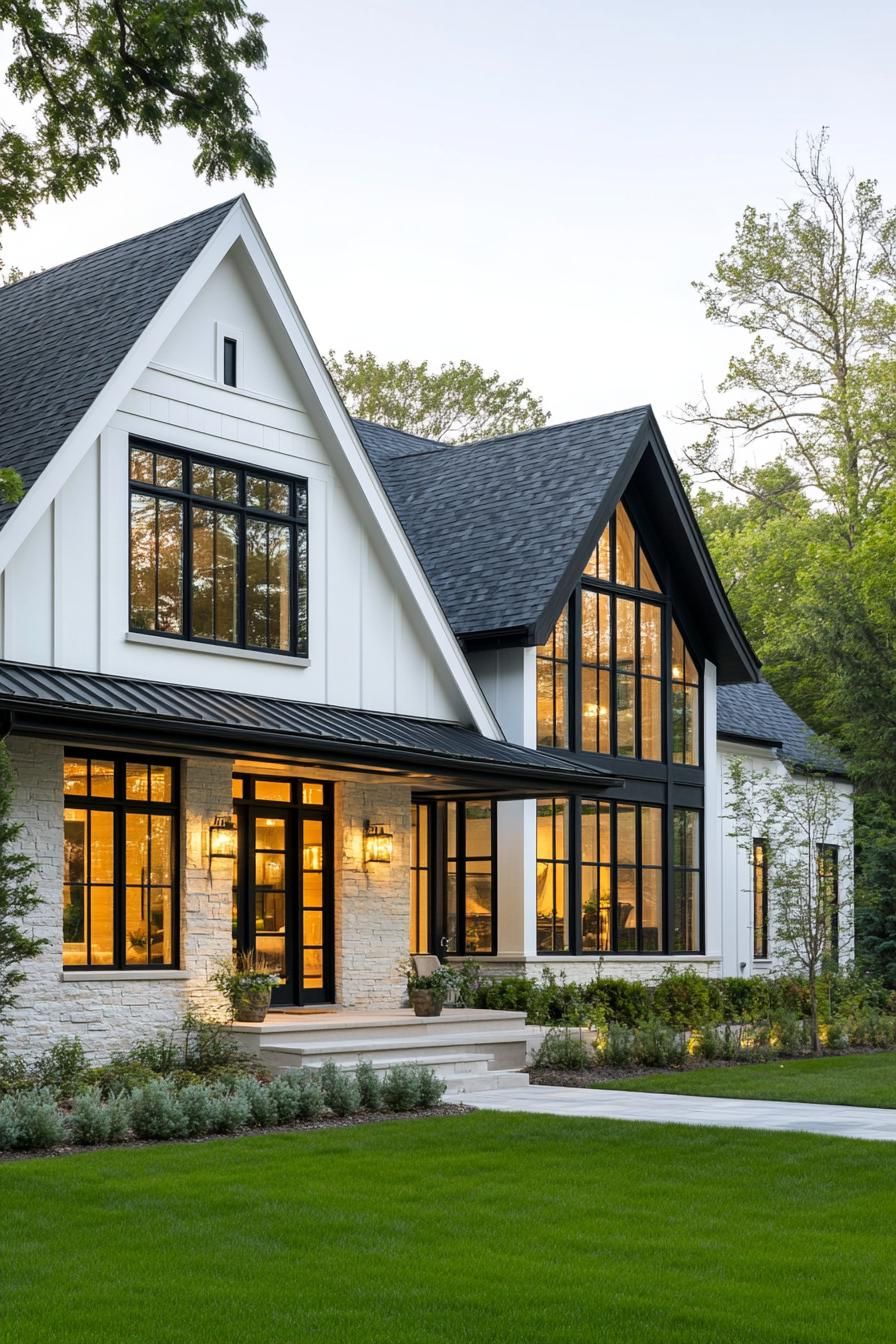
[0,196,240,296]
[367,404,652,467]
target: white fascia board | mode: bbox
[0,198,501,738]
[0,203,245,575]
[230,199,501,739]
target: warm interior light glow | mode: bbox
[364,822,393,865]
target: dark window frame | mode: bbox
[222,336,238,388]
[409,802,433,956]
[231,773,333,1006]
[753,837,769,960]
[672,806,702,954]
[128,436,309,658]
[817,842,840,960]
[62,750,180,971]
[442,798,498,957]
[536,797,571,953]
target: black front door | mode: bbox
[233,776,333,1006]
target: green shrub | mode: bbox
[234,1076,278,1127]
[292,1075,325,1121]
[12,1088,67,1149]
[633,1017,685,1068]
[206,1084,252,1134]
[0,1047,28,1096]
[0,1094,22,1148]
[317,1061,362,1116]
[474,975,535,1015]
[717,977,772,1024]
[88,1059,156,1098]
[69,1086,129,1145]
[126,1032,181,1076]
[534,1028,594,1071]
[382,1064,421,1111]
[695,1023,721,1061]
[411,1064,446,1108]
[355,1060,383,1111]
[583,979,651,1028]
[129,1080,187,1140]
[177,1084,214,1137]
[652,969,719,1029]
[602,1022,637,1067]
[824,1018,848,1051]
[33,1038,89,1099]
[775,1013,809,1056]
[182,1012,242,1073]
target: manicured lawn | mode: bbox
[594,1051,896,1108]
[2,1113,896,1343]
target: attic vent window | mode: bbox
[223,337,238,388]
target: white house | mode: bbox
[0,199,852,1060]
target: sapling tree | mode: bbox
[726,754,852,1052]
[0,744,44,1028]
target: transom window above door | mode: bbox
[128,440,309,657]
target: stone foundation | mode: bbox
[462,956,723,986]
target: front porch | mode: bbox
[225,1007,531,1096]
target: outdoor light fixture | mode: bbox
[208,815,238,868]
[363,821,393,865]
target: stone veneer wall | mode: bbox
[3,739,233,1062]
[335,781,411,1008]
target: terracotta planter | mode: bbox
[410,989,444,1018]
[232,984,273,1023]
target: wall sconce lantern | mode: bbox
[208,815,238,869]
[364,821,393,866]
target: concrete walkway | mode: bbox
[458,1084,896,1142]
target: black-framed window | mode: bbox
[62,753,179,969]
[581,799,663,954]
[129,440,309,657]
[672,807,701,953]
[445,800,496,955]
[536,501,701,766]
[223,337,238,388]
[410,803,431,956]
[817,843,840,959]
[753,837,768,959]
[536,798,570,952]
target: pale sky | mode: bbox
[3,0,896,457]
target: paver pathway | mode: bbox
[456,1084,896,1141]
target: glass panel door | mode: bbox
[253,814,288,990]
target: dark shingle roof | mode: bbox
[717,679,847,775]
[0,660,622,795]
[0,199,237,528]
[357,408,648,637]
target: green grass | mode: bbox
[594,1051,896,1108]
[2,1113,896,1344]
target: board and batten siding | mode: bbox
[0,251,464,722]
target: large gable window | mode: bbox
[536,502,701,766]
[129,441,309,658]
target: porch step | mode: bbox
[303,1052,494,1079]
[443,1070,531,1097]
[259,1029,529,1073]
[229,1008,528,1049]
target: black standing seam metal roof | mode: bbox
[717,679,847,775]
[0,662,622,793]
[356,409,647,639]
[0,198,238,531]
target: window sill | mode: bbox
[126,632,310,668]
[61,969,190,982]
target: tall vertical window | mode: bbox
[672,622,700,765]
[753,838,768,959]
[537,501,698,765]
[536,607,569,748]
[536,799,570,951]
[63,755,178,969]
[672,808,701,952]
[817,843,840,959]
[222,336,238,388]
[409,804,430,956]
[581,799,612,952]
[129,441,309,657]
[445,801,496,955]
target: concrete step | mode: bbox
[443,1070,531,1096]
[231,1008,527,1050]
[259,1029,529,1073]
[302,1052,494,1079]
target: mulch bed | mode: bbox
[0,1102,472,1165]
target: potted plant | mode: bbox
[405,962,457,1018]
[211,953,280,1023]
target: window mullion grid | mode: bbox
[570,591,580,753]
[635,802,643,955]
[114,760,126,971]
[570,797,581,955]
